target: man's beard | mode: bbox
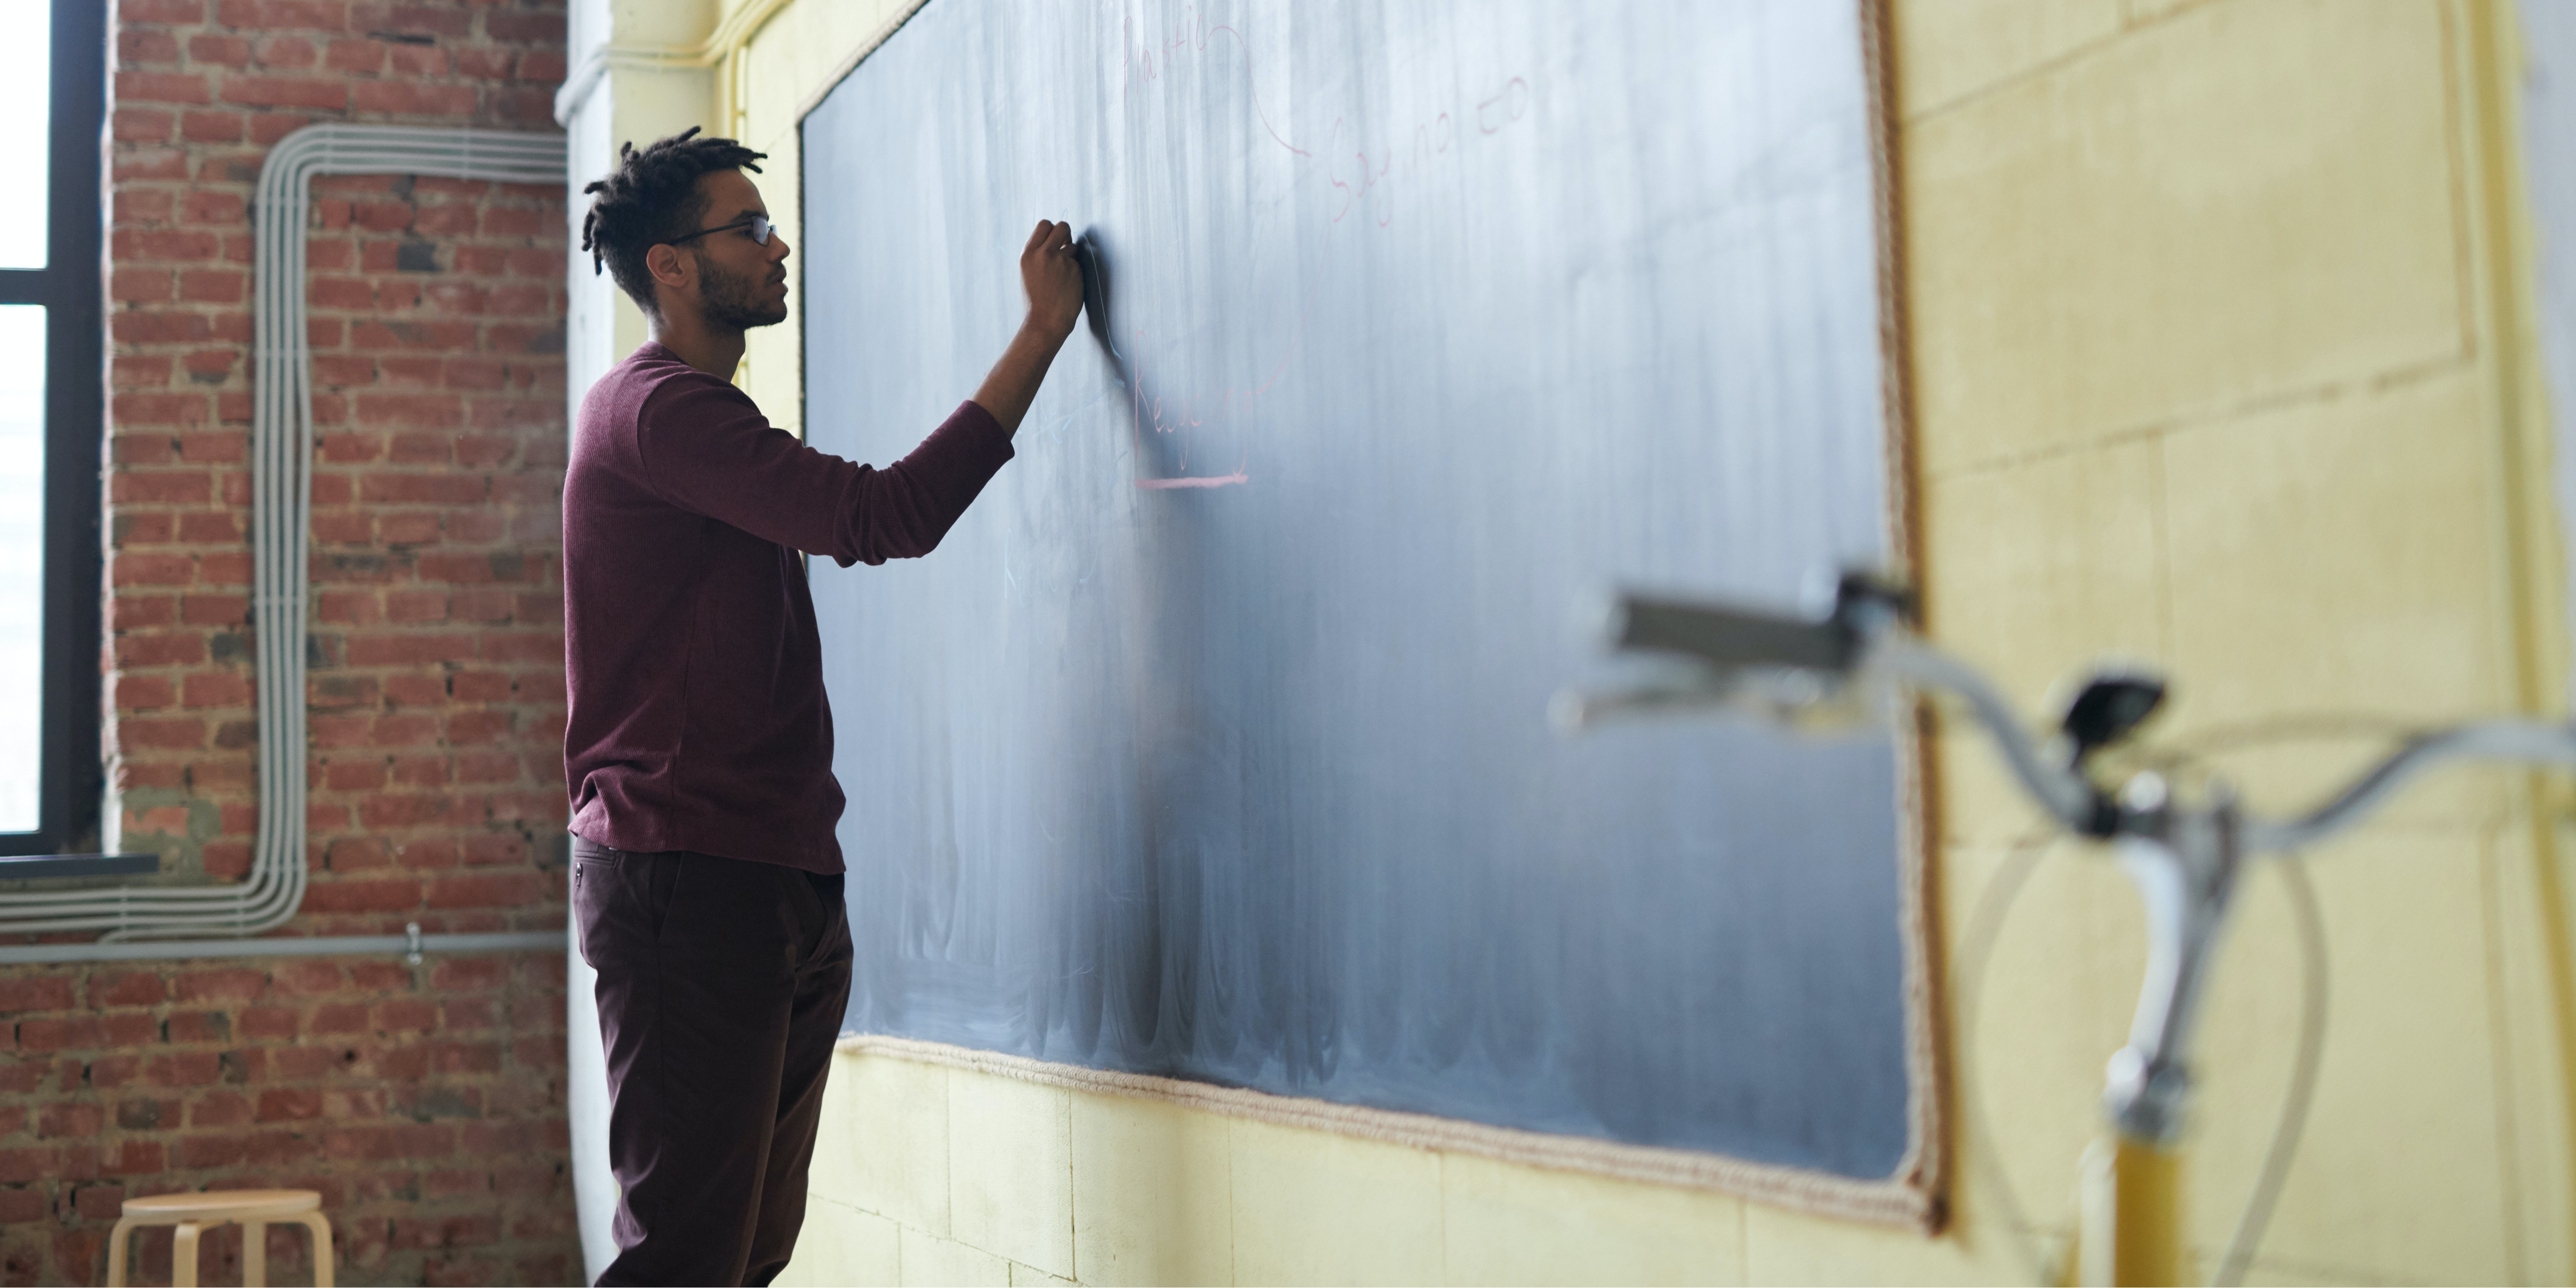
[693,251,787,333]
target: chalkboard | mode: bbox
[802,0,1929,1202]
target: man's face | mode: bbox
[678,169,792,333]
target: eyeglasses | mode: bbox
[667,213,775,247]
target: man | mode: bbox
[562,127,1084,1285]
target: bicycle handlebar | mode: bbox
[1586,587,2576,858]
[2243,719,2576,851]
[1868,636,2101,830]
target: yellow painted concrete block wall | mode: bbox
[749,0,2576,1282]
[731,0,925,432]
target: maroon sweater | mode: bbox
[562,341,1014,873]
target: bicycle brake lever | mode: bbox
[1552,666,1863,736]
[1548,678,1736,733]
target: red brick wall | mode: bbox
[1,1,577,1281]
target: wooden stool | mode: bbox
[106,1189,333,1288]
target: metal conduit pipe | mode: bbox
[0,927,562,966]
[0,126,569,964]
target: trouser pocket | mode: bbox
[572,839,680,972]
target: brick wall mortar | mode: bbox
[5,1,578,1281]
[0,955,573,1283]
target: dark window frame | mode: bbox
[0,0,107,858]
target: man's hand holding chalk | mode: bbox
[973,218,1087,438]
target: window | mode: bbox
[0,0,103,857]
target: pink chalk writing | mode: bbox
[1477,78,1530,135]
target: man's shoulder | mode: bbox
[609,346,761,424]
[591,342,691,405]
[573,347,680,479]
[582,345,735,441]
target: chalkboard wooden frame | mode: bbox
[793,0,1945,1229]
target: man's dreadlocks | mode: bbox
[579,127,768,317]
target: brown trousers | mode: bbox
[572,838,853,1286]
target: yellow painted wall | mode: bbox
[698,0,2576,1281]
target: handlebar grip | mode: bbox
[1609,594,1859,674]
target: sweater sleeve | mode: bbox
[633,374,1015,567]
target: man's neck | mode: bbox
[649,315,746,379]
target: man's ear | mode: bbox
[645,243,693,295]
